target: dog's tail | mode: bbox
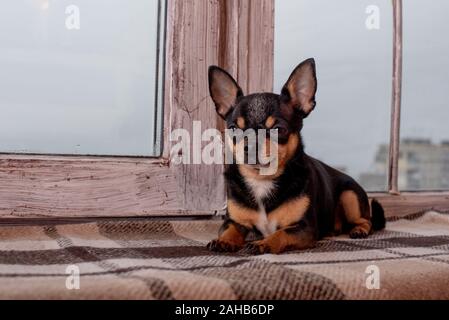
[371,199,386,231]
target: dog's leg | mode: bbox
[331,203,344,236]
[339,190,372,239]
[207,220,249,252]
[245,223,315,254]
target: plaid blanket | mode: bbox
[1,211,449,300]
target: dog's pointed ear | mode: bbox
[281,58,317,117]
[208,66,243,119]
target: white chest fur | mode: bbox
[244,177,278,236]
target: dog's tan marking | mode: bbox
[238,164,281,181]
[333,204,344,235]
[277,133,300,169]
[237,117,245,129]
[227,200,260,229]
[239,165,260,179]
[268,196,310,228]
[238,133,300,181]
[218,223,246,248]
[208,222,248,252]
[237,135,279,180]
[265,116,276,129]
[249,228,315,254]
[340,191,371,236]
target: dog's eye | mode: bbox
[273,126,288,136]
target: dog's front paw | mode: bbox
[207,239,243,252]
[244,240,277,255]
[349,226,369,239]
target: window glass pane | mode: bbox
[400,0,449,190]
[0,0,164,156]
[274,0,392,191]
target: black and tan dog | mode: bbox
[207,58,386,254]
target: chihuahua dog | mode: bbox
[206,58,386,254]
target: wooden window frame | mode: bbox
[0,0,274,220]
[0,0,447,222]
[378,0,449,217]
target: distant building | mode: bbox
[359,172,386,191]
[359,138,449,191]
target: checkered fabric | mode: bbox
[1,211,449,299]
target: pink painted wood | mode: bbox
[388,0,403,195]
[0,0,275,219]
